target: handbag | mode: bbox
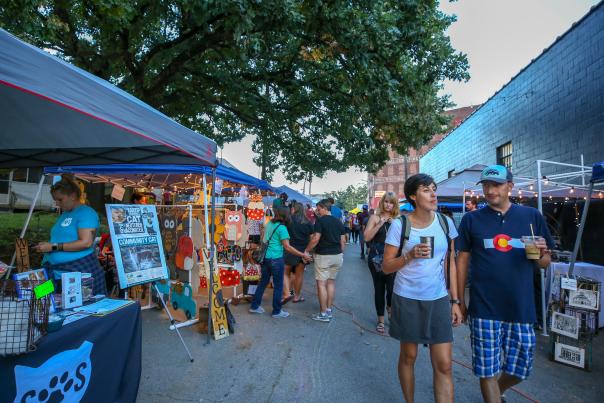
[372,254,384,272]
[251,223,282,264]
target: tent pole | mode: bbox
[568,181,593,277]
[537,160,543,214]
[207,168,217,345]
[7,174,47,279]
[462,181,466,214]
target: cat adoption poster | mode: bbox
[106,204,168,288]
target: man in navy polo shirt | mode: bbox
[456,165,554,403]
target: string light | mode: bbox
[599,191,603,199]
[529,184,534,191]
[542,175,549,185]
[570,187,575,194]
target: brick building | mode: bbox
[367,106,478,206]
[420,3,604,183]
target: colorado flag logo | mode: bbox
[483,234,525,252]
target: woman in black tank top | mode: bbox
[363,192,399,333]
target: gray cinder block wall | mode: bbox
[421,3,604,183]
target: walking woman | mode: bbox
[363,192,398,334]
[249,207,311,318]
[383,174,462,403]
[282,202,314,303]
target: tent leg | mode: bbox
[7,174,46,278]
[206,168,217,345]
[540,267,548,336]
[568,181,594,277]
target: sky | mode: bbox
[221,0,600,195]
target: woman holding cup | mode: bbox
[383,174,462,403]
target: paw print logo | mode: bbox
[14,341,93,403]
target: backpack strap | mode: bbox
[436,213,452,289]
[396,215,411,257]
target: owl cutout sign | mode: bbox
[246,193,265,221]
[225,210,244,241]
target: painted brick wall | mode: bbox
[421,4,604,183]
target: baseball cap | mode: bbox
[362,204,368,210]
[477,165,513,184]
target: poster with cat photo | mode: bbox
[106,204,169,289]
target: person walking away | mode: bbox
[305,199,346,322]
[456,165,554,403]
[328,197,343,219]
[357,205,369,259]
[249,207,311,318]
[363,192,398,333]
[282,202,314,303]
[343,211,352,244]
[383,174,462,403]
[351,213,360,243]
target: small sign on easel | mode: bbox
[561,276,577,291]
[211,272,230,340]
[15,238,30,273]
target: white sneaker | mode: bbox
[249,306,265,314]
[272,310,290,318]
[326,308,333,319]
[312,312,330,322]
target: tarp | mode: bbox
[44,163,273,190]
[0,28,217,168]
[593,162,604,183]
[274,185,313,205]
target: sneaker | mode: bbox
[249,306,265,314]
[312,312,330,322]
[272,310,290,318]
[326,308,333,319]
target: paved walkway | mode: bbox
[138,243,603,402]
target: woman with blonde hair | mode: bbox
[363,191,399,333]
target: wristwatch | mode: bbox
[450,299,461,305]
[51,243,58,251]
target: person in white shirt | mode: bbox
[383,173,462,403]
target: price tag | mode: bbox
[34,280,55,299]
[561,277,577,291]
[111,184,126,201]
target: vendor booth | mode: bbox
[0,28,220,402]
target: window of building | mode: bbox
[448,169,456,178]
[388,165,394,176]
[496,142,512,169]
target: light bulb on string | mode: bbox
[529,184,534,191]
[542,175,548,185]
[570,187,575,194]
[599,191,603,199]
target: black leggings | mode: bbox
[368,249,395,317]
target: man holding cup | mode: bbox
[456,165,554,403]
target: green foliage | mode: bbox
[0,1,468,180]
[326,182,368,211]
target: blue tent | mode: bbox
[44,163,273,191]
[0,28,217,168]
[273,185,313,205]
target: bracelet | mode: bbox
[59,243,64,251]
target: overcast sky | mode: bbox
[222,0,599,194]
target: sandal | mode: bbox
[293,296,305,303]
[281,296,294,305]
[376,322,385,334]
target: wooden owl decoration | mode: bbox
[225,210,244,241]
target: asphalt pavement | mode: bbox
[138,243,604,402]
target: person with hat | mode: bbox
[455,165,555,402]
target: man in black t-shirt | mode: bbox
[305,199,346,322]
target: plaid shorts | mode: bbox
[469,318,535,380]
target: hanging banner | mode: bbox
[106,204,169,288]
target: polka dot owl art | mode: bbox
[225,210,244,241]
[246,194,265,221]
